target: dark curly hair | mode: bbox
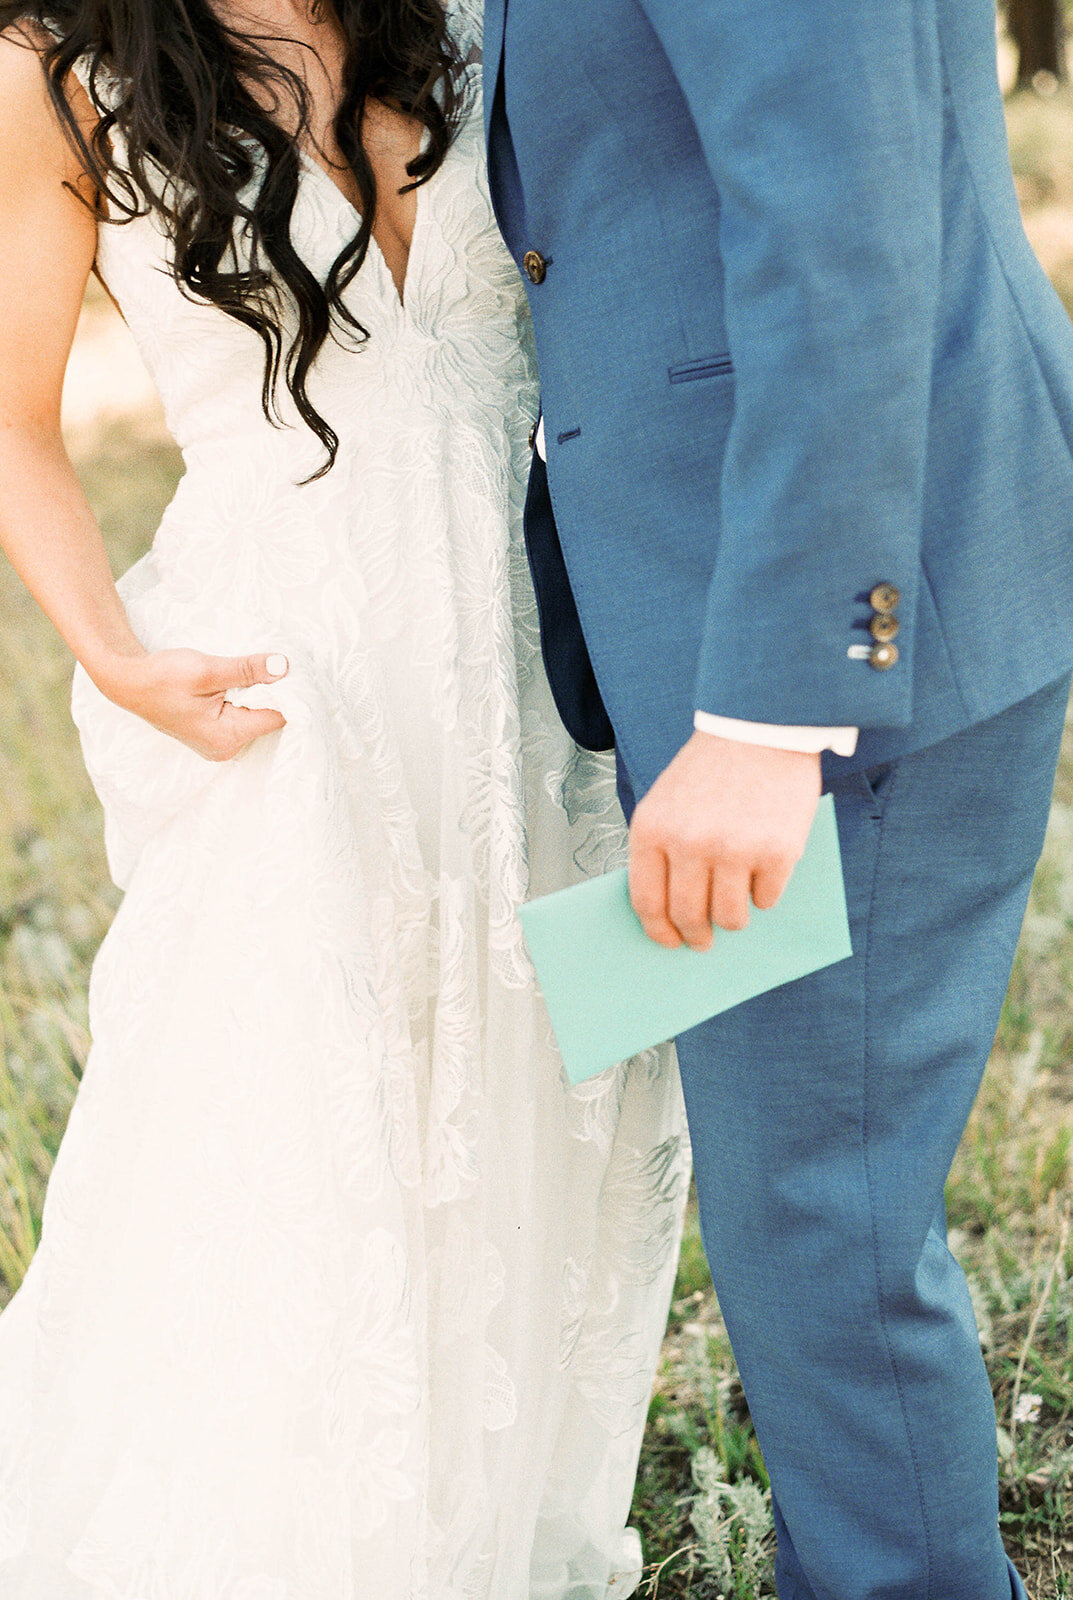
[3,0,467,475]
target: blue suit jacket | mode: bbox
[483,0,1073,790]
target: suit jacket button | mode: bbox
[869,582,901,613]
[869,613,900,643]
[869,642,900,671]
[528,423,537,450]
[523,250,548,285]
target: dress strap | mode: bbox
[65,48,121,115]
[37,18,120,114]
[446,0,483,62]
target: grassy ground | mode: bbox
[0,348,180,1294]
[1,55,1073,1600]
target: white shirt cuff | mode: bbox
[693,711,859,758]
[534,415,546,461]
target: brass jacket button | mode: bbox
[869,642,900,671]
[869,613,900,643]
[869,582,900,613]
[528,423,537,450]
[523,250,548,285]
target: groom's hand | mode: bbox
[628,733,822,950]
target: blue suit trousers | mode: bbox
[619,676,1069,1599]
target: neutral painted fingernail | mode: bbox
[266,653,289,678]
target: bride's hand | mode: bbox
[97,648,290,761]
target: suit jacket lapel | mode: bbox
[482,0,508,143]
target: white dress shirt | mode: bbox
[693,711,858,757]
[532,417,859,759]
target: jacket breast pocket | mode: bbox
[668,354,734,385]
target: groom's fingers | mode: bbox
[628,842,682,948]
[709,865,751,934]
[751,855,795,913]
[667,855,715,950]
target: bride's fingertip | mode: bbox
[265,652,289,679]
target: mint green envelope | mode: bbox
[519,794,852,1083]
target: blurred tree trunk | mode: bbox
[1007,0,1067,85]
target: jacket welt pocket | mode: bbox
[668,355,734,385]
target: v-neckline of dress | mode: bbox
[295,145,425,312]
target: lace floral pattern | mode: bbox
[0,16,690,1599]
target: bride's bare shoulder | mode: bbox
[0,18,46,76]
[0,23,60,132]
[0,21,95,184]
[0,15,57,82]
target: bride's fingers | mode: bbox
[209,703,287,760]
[194,651,289,696]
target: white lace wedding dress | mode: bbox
[0,10,690,1600]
